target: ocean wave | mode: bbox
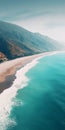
[0,58,39,130]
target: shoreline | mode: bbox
[0,51,65,129]
[0,51,64,94]
[0,54,41,93]
[0,52,48,94]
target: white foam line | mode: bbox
[0,51,62,130]
[0,55,42,129]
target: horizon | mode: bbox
[0,0,65,43]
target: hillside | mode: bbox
[0,52,7,63]
[0,21,64,62]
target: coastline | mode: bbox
[0,54,41,93]
[0,51,63,94]
[0,52,48,93]
[0,51,65,129]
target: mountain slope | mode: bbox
[0,21,64,62]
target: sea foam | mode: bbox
[0,56,41,130]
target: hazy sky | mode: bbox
[0,0,65,42]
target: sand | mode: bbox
[0,51,63,93]
[0,53,47,93]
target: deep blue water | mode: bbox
[7,53,65,130]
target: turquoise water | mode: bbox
[7,53,65,130]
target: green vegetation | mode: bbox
[0,21,64,62]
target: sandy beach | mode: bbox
[0,51,62,93]
[0,52,47,93]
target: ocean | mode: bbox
[1,52,65,130]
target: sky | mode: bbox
[0,0,65,42]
